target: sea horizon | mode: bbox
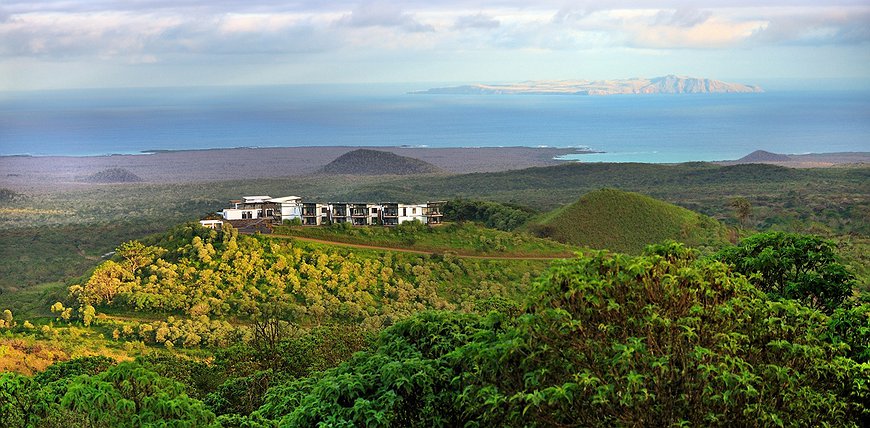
[2,83,868,162]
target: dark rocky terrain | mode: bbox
[319,149,443,175]
[82,168,143,183]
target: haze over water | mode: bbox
[1,84,868,163]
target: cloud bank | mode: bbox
[1,1,868,88]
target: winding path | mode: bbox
[267,234,572,261]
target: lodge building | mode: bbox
[203,196,445,229]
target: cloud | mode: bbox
[453,13,500,30]
[335,1,434,32]
[653,8,712,27]
[0,2,867,65]
[749,10,870,45]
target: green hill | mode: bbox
[527,189,731,254]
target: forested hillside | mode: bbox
[57,222,551,345]
[1,239,866,427]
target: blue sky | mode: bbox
[2,0,869,90]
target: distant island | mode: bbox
[413,75,763,96]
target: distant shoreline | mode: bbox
[0,145,593,191]
[0,145,597,159]
[2,145,867,194]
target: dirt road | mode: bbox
[268,234,572,261]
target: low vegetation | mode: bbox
[273,220,574,257]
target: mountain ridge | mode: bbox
[413,75,763,96]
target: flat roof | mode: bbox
[269,196,302,203]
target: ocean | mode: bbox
[1,84,868,162]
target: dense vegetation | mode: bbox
[58,222,548,346]
[442,199,537,231]
[2,241,866,426]
[716,232,855,314]
[1,162,866,291]
[527,188,732,254]
[0,160,867,425]
[346,162,869,235]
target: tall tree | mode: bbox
[716,232,855,313]
[729,197,752,227]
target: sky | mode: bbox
[1,0,869,90]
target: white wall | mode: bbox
[397,204,427,224]
[221,208,260,220]
[280,203,302,220]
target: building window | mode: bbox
[402,208,407,216]
[412,208,416,214]
[371,208,378,214]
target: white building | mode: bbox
[219,195,303,222]
[215,196,444,227]
[398,203,427,224]
[269,196,303,221]
[302,202,329,225]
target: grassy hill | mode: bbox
[526,189,732,254]
[319,149,442,175]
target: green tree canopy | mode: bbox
[715,232,855,313]
[256,243,868,427]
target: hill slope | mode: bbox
[319,149,442,175]
[82,168,143,183]
[527,189,731,254]
[736,150,791,163]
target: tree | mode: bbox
[716,232,855,313]
[0,373,39,428]
[75,261,128,306]
[257,244,868,427]
[729,197,752,226]
[81,305,96,327]
[250,303,293,370]
[116,241,166,275]
[60,362,215,427]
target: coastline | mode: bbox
[0,145,590,190]
[2,145,866,193]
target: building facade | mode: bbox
[217,196,444,227]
